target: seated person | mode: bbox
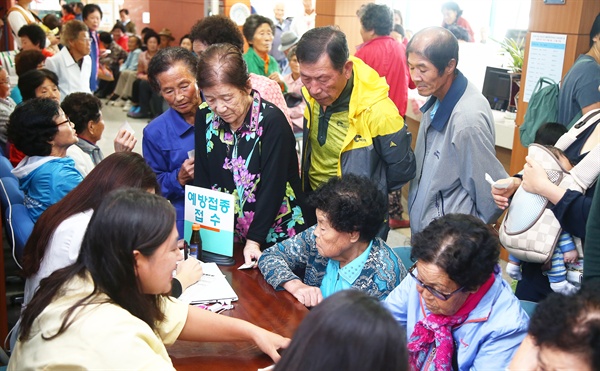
[62,92,136,176]
[17,23,53,57]
[9,69,61,166]
[109,35,142,104]
[21,152,192,306]
[275,290,408,371]
[259,174,406,307]
[0,66,16,153]
[509,282,600,370]
[506,146,581,295]
[95,31,127,99]
[7,98,82,222]
[12,49,47,104]
[9,189,288,368]
[384,214,529,370]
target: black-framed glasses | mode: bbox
[408,263,464,301]
[56,118,72,127]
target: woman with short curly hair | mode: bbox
[7,98,82,222]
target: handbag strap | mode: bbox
[555,109,600,150]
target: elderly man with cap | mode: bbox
[406,27,507,234]
[296,26,416,238]
[158,28,174,49]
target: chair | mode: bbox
[0,177,34,268]
[0,156,14,180]
[519,300,538,317]
[392,246,413,270]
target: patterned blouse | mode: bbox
[258,225,406,300]
[195,90,315,246]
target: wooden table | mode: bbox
[169,249,309,370]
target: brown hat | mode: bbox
[158,28,175,41]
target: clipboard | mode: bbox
[178,262,238,304]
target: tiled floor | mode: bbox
[96,103,149,156]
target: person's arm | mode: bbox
[178,305,289,362]
[51,165,83,204]
[454,123,508,223]
[584,183,600,283]
[142,125,187,200]
[258,228,323,307]
[370,111,416,192]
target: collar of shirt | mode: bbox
[168,108,195,137]
[320,70,354,113]
[420,69,468,132]
[337,240,373,284]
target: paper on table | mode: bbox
[237,261,257,270]
[178,262,238,304]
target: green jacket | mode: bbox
[300,56,416,196]
[244,47,279,77]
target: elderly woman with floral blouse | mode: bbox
[194,43,315,267]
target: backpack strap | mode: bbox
[555,109,600,150]
[569,144,600,190]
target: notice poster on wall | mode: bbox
[184,185,234,257]
[523,32,567,102]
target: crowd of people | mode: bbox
[0,1,599,370]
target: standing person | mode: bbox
[441,2,474,42]
[271,2,293,75]
[406,27,506,234]
[355,3,414,229]
[189,15,293,127]
[557,13,600,126]
[242,15,286,92]
[7,0,53,50]
[194,44,314,265]
[296,26,416,238]
[73,2,83,21]
[8,189,289,369]
[44,20,91,100]
[142,48,200,238]
[82,4,102,93]
[119,8,136,35]
[290,0,316,38]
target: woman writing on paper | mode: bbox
[9,189,289,369]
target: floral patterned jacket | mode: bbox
[194,90,315,246]
[258,225,406,300]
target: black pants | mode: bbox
[515,262,553,302]
[133,78,165,117]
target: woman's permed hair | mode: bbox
[22,152,160,278]
[19,188,174,341]
[197,43,250,91]
[7,97,60,156]
[274,290,409,371]
[529,281,600,369]
[190,15,245,51]
[410,214,499,291]
[14,50,46,77]
[308,174,386,242]
[61,92,102,135]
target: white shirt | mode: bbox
[45,46,91,101]
[24,209,93,305]
[7,5,51,50]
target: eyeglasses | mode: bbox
[408,263,464,301]
[56,117,72,127]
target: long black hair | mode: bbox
[19,188,176,341]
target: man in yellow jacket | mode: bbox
[296,26,416,238]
